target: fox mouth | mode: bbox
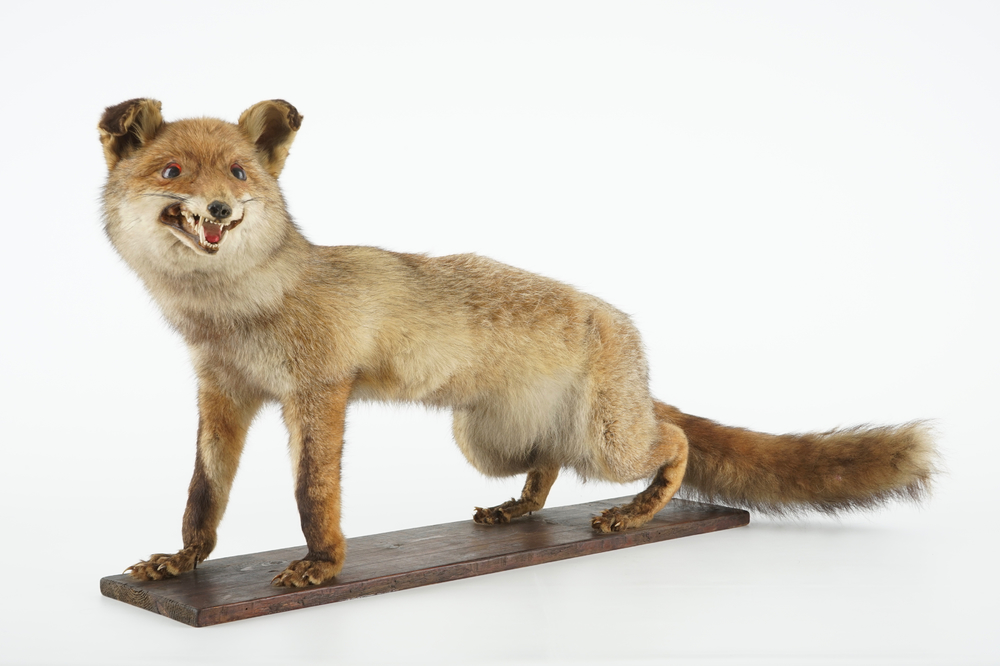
[160,203,243,254]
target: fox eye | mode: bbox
[230,164,247,181]
[161,163,182,179]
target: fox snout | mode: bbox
[160,199,244,254]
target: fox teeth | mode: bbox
[178,210,233,226]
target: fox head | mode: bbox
[99,99,302,279]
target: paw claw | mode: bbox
[592,507,630,533]
[473,505,513,525]
[271,559,339,587]
[125,548,201,581]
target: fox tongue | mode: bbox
[203,221,222,244]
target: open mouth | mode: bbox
[160,203,243,254]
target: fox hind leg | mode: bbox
[474,465,560,524]
[591,421,688,533]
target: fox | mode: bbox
[99,98,936,588]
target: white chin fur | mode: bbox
[110,197,242,274]
[107,195,292,288]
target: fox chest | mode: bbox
[188,328,300,400]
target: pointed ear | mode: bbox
[98,99,164,170]
[238,100,303,178]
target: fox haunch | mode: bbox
[100,99,936,587]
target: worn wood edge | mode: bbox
[101,499,750,627]
[101,576,199,626]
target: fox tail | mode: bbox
[655,402,937,514]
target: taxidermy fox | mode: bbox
[99,98,936,588]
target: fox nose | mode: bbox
[207,201,232,220]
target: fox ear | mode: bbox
[98,99,164,170]
[238,100,303,178]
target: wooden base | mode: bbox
[101,497,749,626]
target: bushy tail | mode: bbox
[655,402,937,515]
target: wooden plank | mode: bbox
[101,497,748,626]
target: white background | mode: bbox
[1,2,997,664]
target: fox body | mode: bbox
[100,99,936,587]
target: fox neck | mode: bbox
[138,221,312,336]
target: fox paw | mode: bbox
[591,507,641,533]
[125,546,200,580]
[271,559,340,587]
[472,500,518,525]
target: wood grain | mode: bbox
[101,497,748,626]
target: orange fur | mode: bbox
[657,403,935,515]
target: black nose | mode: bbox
[207,201,232,220]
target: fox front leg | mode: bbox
[271,380,352,587]
[126,381,261,581]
